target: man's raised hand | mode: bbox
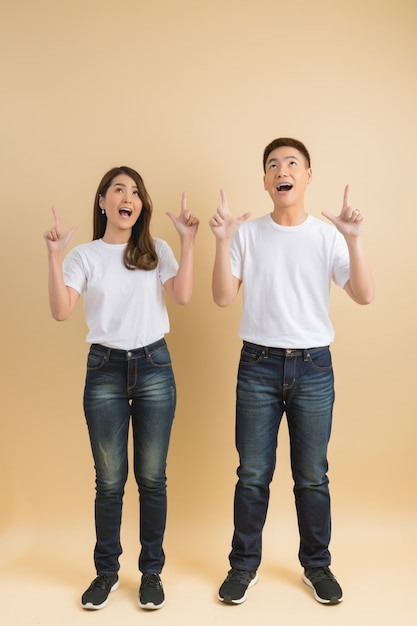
[209,189,251,240]
[322,185,364,238]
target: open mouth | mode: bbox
[119,208,132,217]
[276,183,293,192]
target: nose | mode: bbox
[276,166,288,177]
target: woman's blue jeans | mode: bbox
[83,339,176,576]
[230,342,335,571]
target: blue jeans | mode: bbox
[230,342,335,571]
[83,339,176,576]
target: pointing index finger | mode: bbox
[181,191,187,214]
[51,206,61,231]
[343,184,350,209]
[220,188,229,212]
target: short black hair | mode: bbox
[263,138,311,172]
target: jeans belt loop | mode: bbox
[303,349,310,361]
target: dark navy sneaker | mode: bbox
[81,573,119,609]
[138,573,165,610]
[303,566,343,604]
[218,568,258,604]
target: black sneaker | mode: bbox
[138,573,165,610]
[303,566,343,604]
[81,573,119,610]
[218,568,258,604]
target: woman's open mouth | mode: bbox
[119,208,132,217]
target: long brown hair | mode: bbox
[93,166,157,270]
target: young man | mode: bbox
[209,138,374,605]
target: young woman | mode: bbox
[44,166,199,611]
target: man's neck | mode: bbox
[270,207,308,226]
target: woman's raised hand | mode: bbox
[44,207,78,253]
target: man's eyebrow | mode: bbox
[267,155,299,164]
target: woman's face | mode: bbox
[99,174,143,243]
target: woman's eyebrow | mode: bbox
[111,182,139,190]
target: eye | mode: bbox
[289,160,297,167]
[133,190,139,196]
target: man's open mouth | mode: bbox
[276,183,293,192]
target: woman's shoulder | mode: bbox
[153,236,167,245]
[153,237,172,253]
[64,240,109,265]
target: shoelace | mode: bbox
[91,574,114,591]
[307,567,335,583]
[141,573,161,589]
[228,569,254,584]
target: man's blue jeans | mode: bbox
[83,339,176,576]
[230,342,335,571]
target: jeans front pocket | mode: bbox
[239,344,265,367]
[86,347,109,371]
[147,343,172,368]
[306,348,333,372]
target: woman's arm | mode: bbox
[44,207,80,320]
[163,192,199,305]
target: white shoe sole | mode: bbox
[302,573,343,604]
[219,572,259,604]
[82,579,120,610]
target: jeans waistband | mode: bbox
[90,338,167,360]
[243,341,329,357]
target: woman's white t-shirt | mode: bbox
[230,214,350,349]
[63,238,178,349]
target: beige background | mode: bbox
[1,1,416,624]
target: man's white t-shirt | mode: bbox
[63,238,178,350]
[230,214,350,349]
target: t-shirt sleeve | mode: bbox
[332,231,351,288]
[230,231,243,280]
[155,239,179,285]
[62,248,87,294]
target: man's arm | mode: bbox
[209,189,250,306]
[342,236,374,304]
[322,185,374,305]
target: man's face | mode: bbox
[263,146,312,208]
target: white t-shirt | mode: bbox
[230,214,350,348]
[63,238,178,349]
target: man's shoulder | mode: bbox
[239,213,270,231]
[308,214,338,235]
